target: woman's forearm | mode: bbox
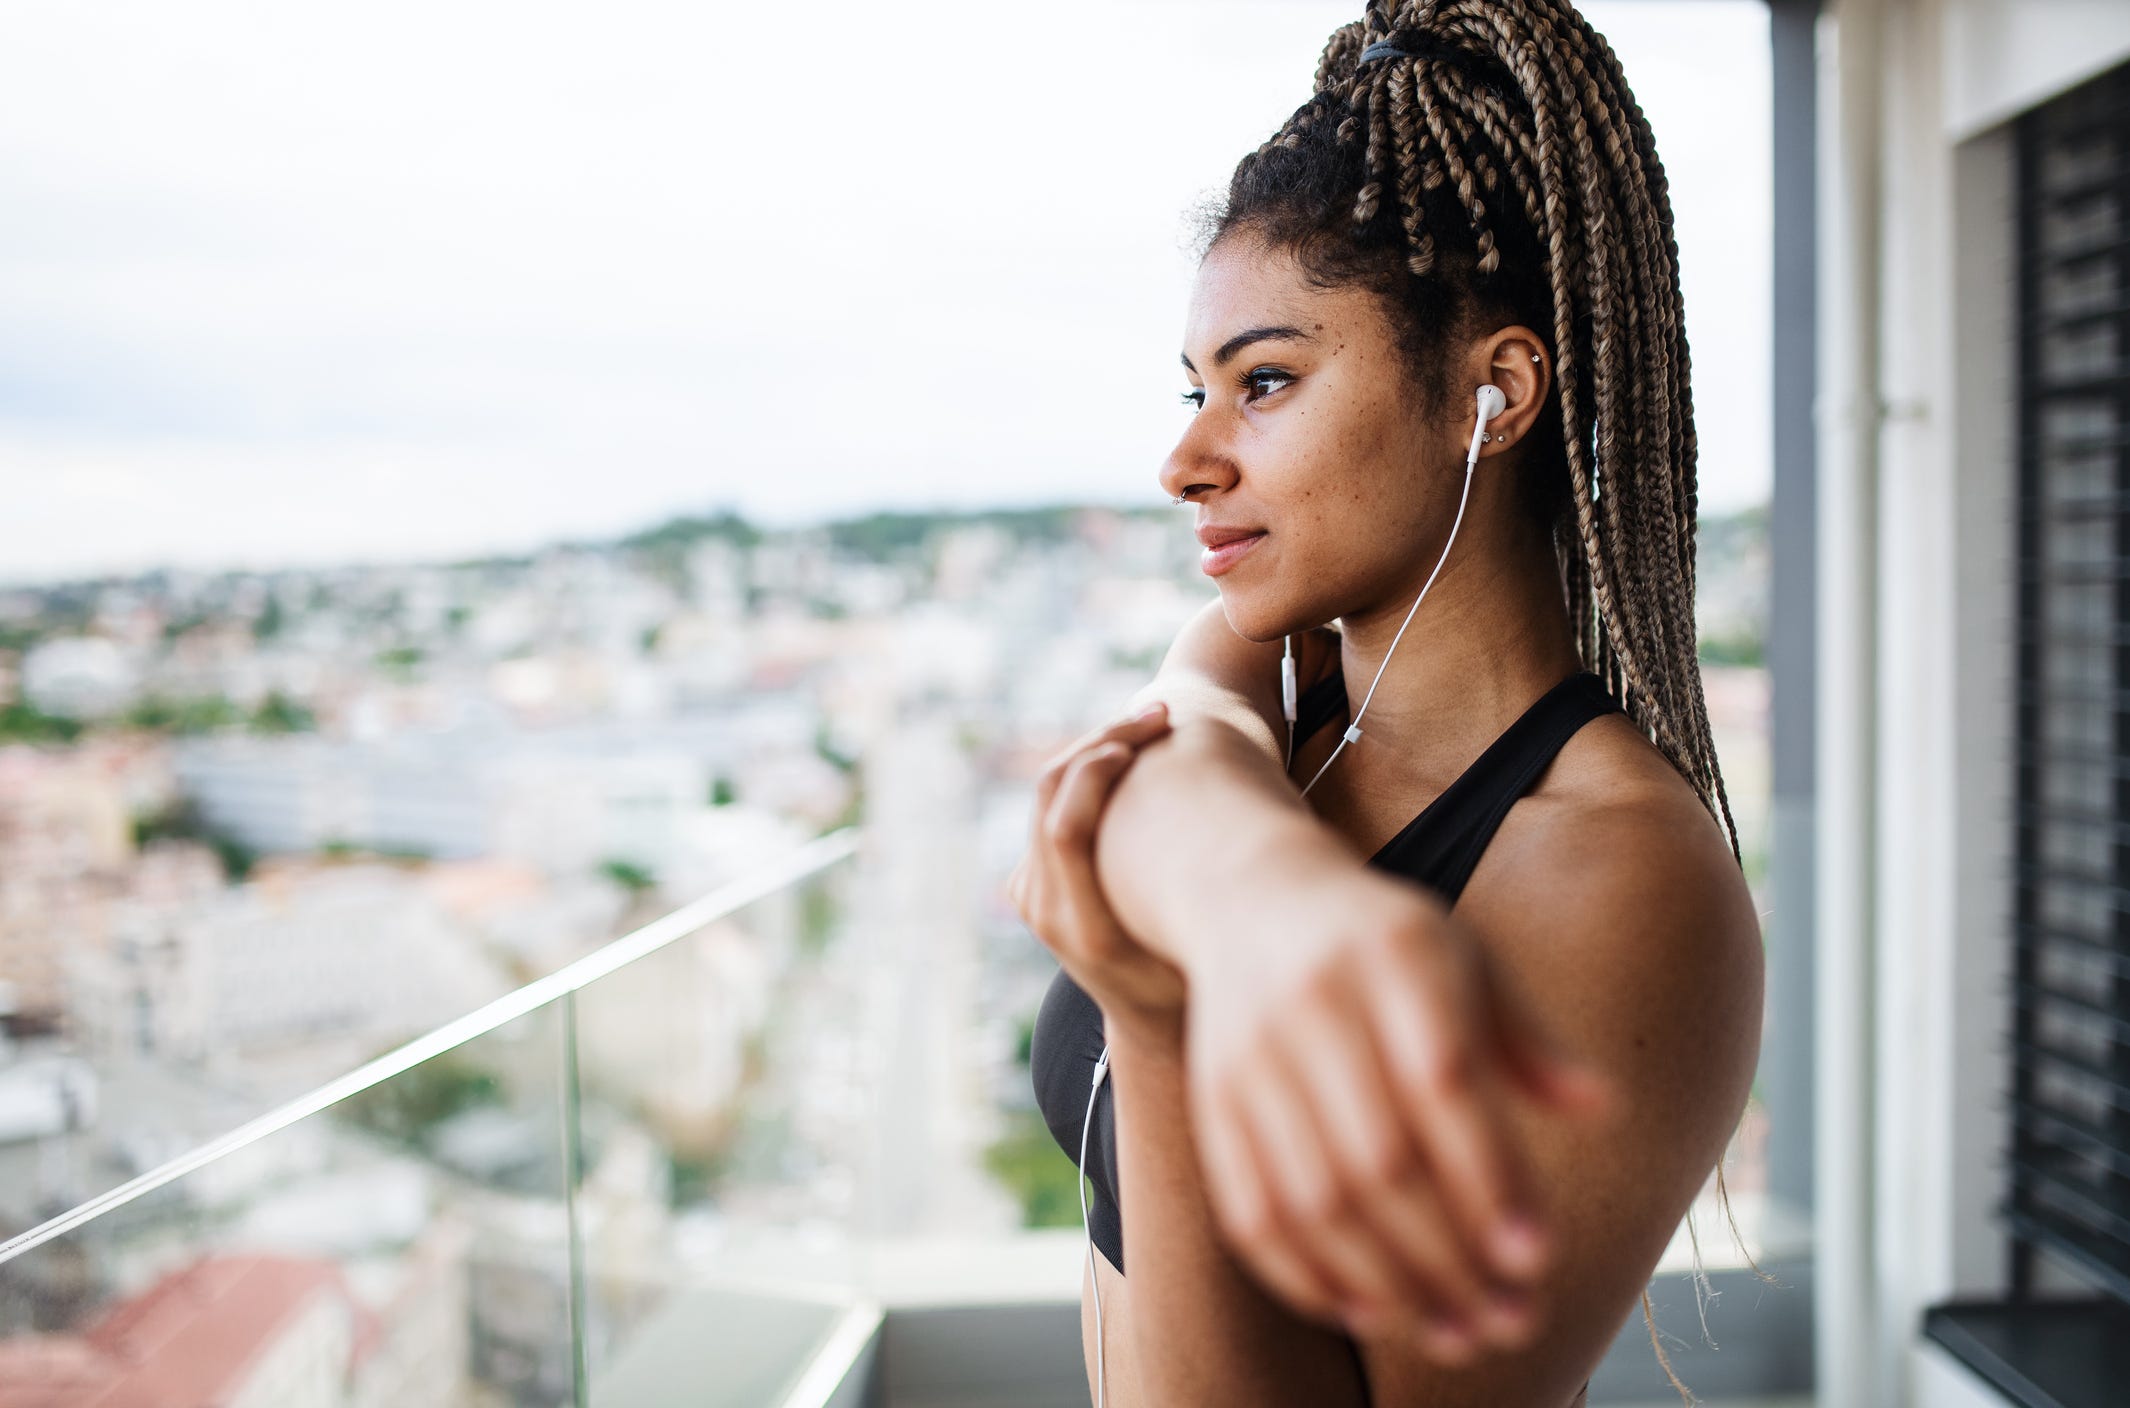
[1107,1019,1368,1406]
[1089,710,1361,978]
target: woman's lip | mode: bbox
[1201,531,1266,576]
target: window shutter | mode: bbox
[2007,55,2130,1301]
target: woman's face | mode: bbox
[1159,231,1471,642]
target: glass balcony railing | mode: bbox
[0,829,879,1408]
[0,820,1808,1406]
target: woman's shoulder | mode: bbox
[1460,708,1764,1128]
[1480,705,1753,932]
[1517,693,1717,827]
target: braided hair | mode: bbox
[1188,2,1765,1394]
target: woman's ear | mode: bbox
[1472,327,1551,458]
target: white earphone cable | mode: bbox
[1292,443,1482,797]
[1083,1044,1112,1408]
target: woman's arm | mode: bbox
[1104,1015,1369,1407]
[1084,600,1609,1349]
[1009,690,1364,1402]
[1097,601,1349,972]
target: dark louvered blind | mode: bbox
[2006,56,2130,1301]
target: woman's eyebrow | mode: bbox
[1179,325,1316,373]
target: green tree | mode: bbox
[339,1053,505,1146]
[983,1110,1086,1231]
[160,611,210,644]
[209,834,255,881]
[375,645,424,679]
[124,693,245,736]
[250,690,315,734]
[0,700,81,744]
[599,858,657,894]
[253,596,285,641]
[797,882,840,958]
[133,797,254,880]
[619,509,761,591]
[813,723,859,775]
[1696,626,1765,668]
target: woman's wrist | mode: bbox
[1091,715,1325,976]
[1101,1001,1187,1065]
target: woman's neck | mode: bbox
[1327,516,1585,806]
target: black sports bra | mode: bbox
[1026,667,1621,1400]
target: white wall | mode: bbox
[1870,2,1965,1402]
[1943,0,2130,140]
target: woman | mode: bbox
[1008,3,1766,1405]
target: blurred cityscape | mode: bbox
[0,500,1769,1404]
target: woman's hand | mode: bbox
[1007,701,1189,1044]
[1182,853,1616,1363]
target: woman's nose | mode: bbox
[1158,417,1238,504]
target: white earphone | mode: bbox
[1086,382,1510,1405]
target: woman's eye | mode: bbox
[1178,370,1292,413]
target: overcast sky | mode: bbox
[0,0,1770,586]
